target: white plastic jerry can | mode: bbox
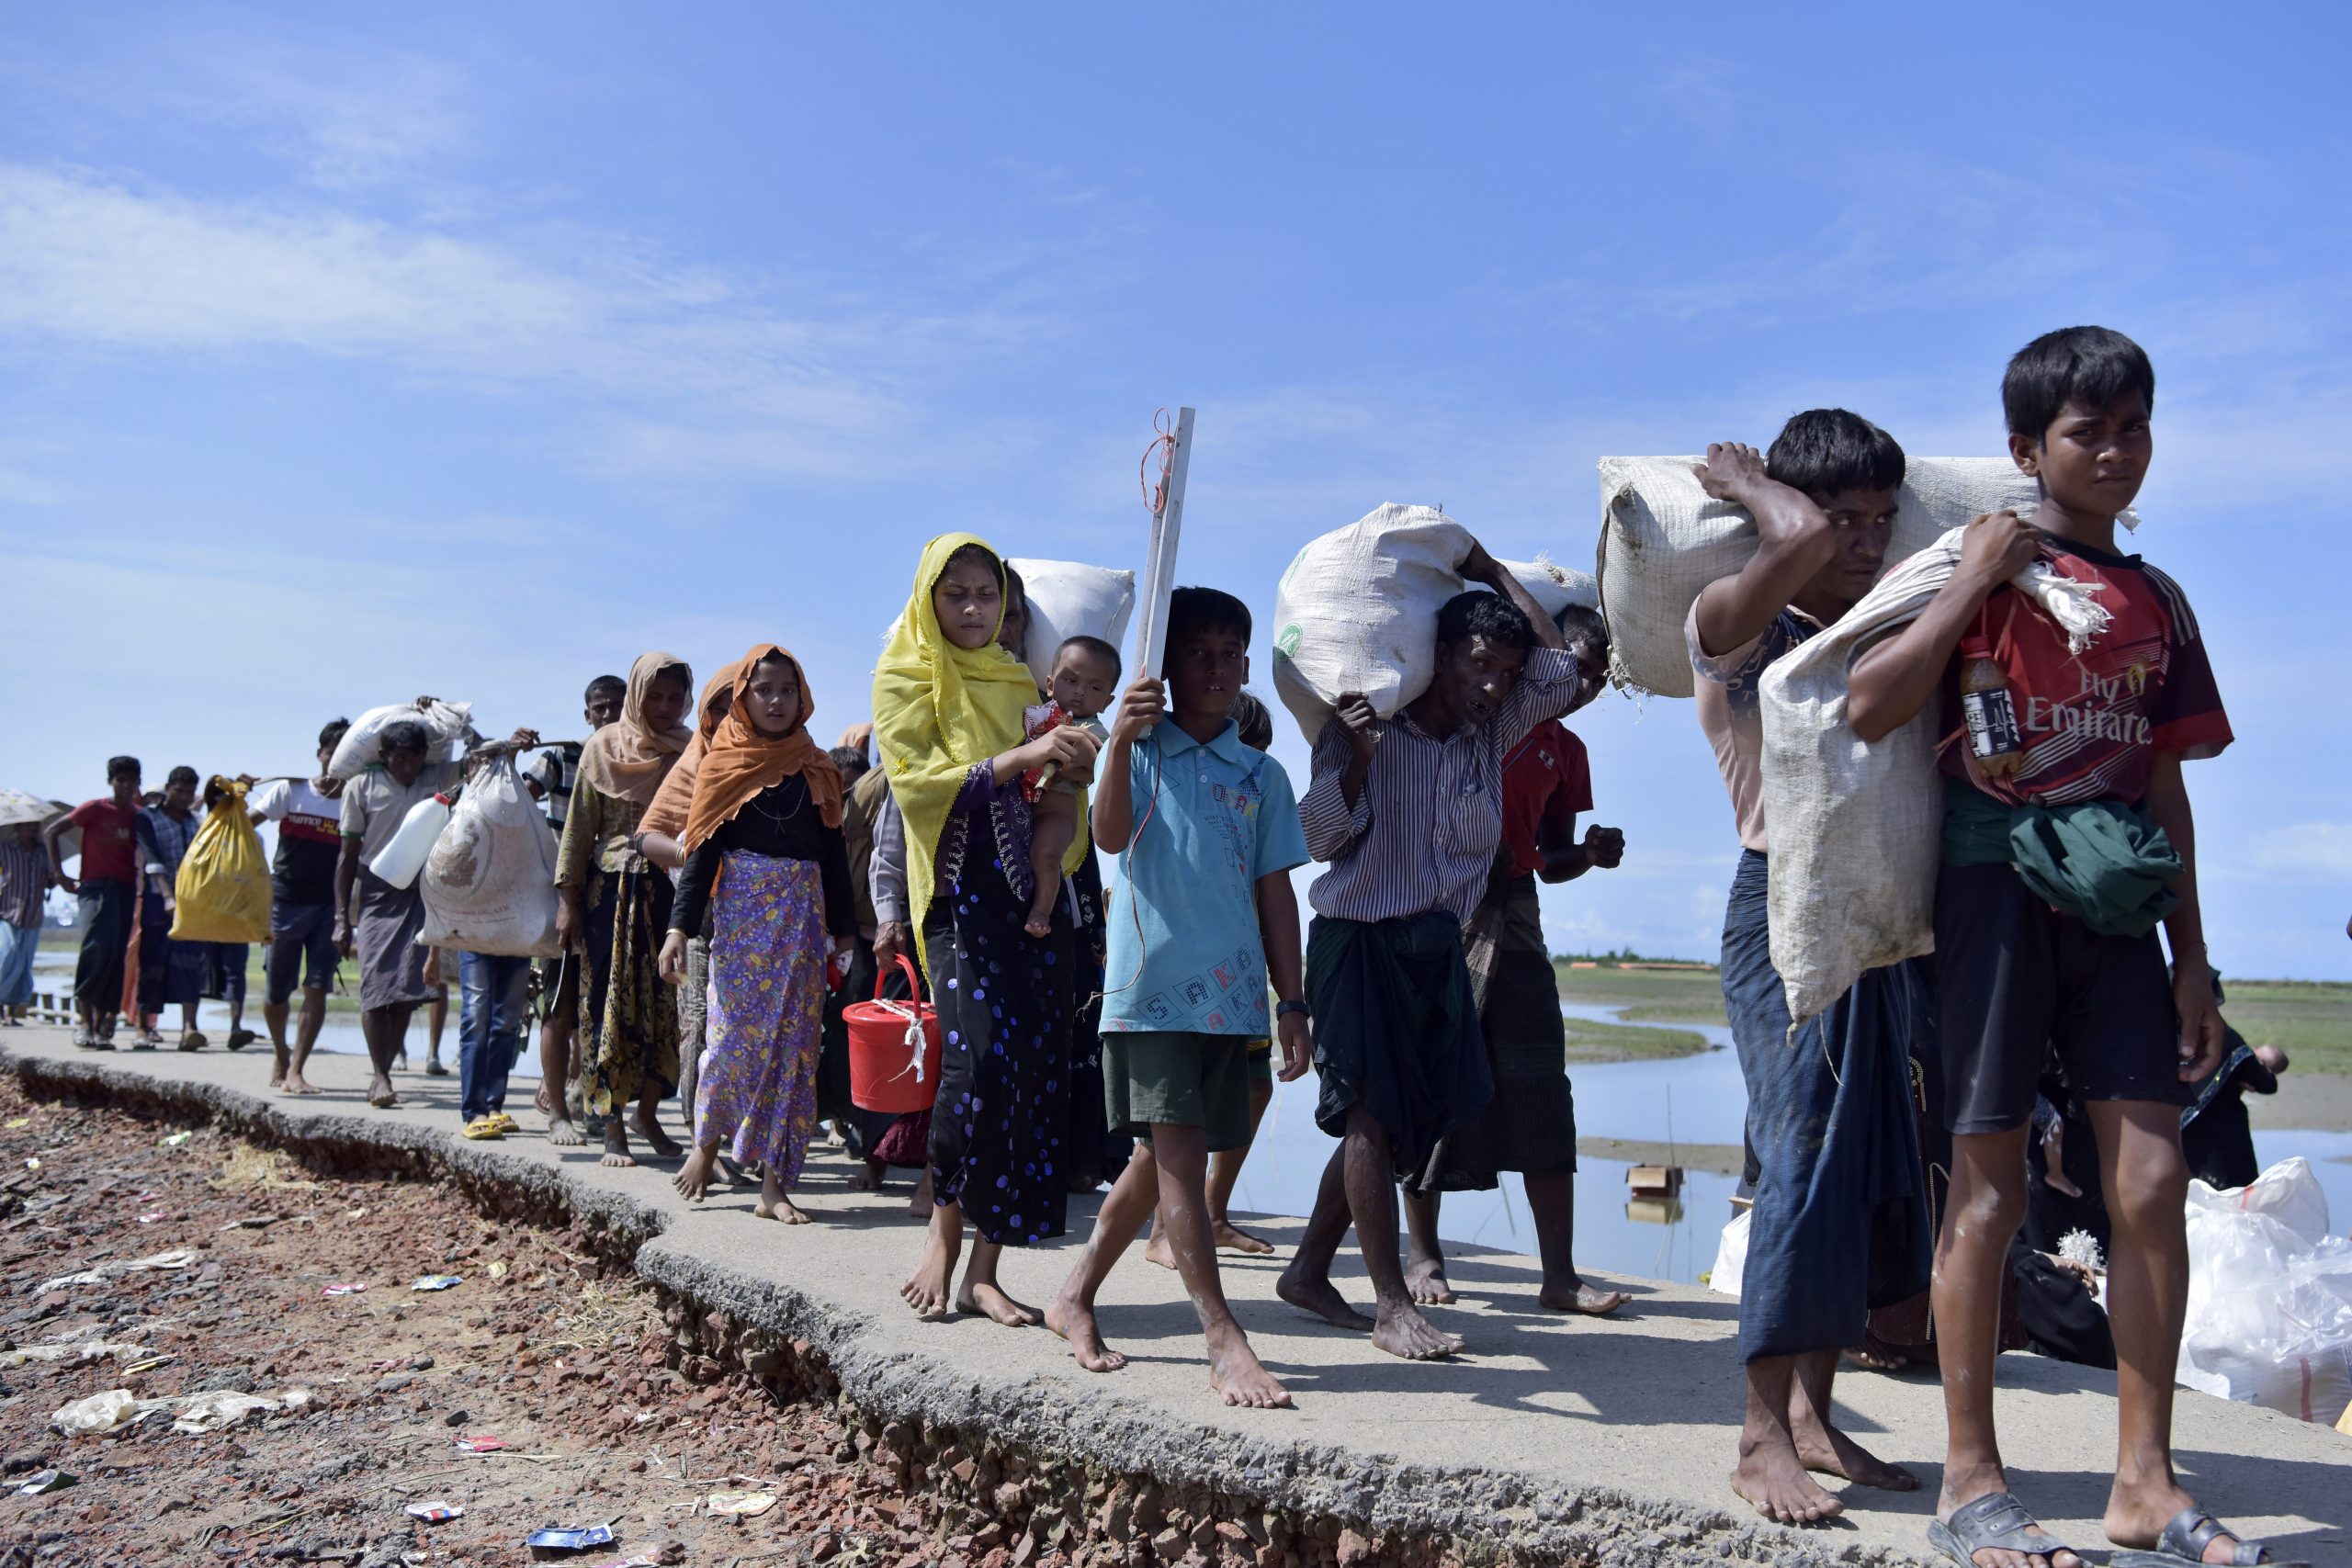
[368,792,453,890]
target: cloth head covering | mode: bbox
[682,647,844,851]
[577,651,695,807]
[639,660,742,841]
[872,534,1043,974]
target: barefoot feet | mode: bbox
[1794,1419,1917,1492]
[547,1115,585,1146]
[673,1145,722,1202]
[1206,1323,1291,1408]
[1214,1219,1277,1255]
[632,1105,682,1159]
[368,1076,400,1110]
[958,1280,1040,1326]
[901,1226,960,1319]
[754,1173,810,1224]
[1045,1294,1126,1372]
[600,1121,636,1168]
[1405,1256,1454,1305]
[1275,1261,1376,1333]
[1734,1434,1846,1526]
[280,1071,320,1096]
[1539,1280,1632,1315]
[1371,1302,1463,1360]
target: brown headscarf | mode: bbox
[576,651,695,807]
[681,646,845,852]
[638,660,743,841]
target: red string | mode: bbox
[1138,406,1175,519]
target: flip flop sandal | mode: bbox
[71,1026,91,1048]
[1928,1493,2075,1568]
[178,1031,207,1051]
[226,1029,256,1050]
[2113,1508,2308,1567]
[487,1112,517,1133]
[461,1117,503,1141]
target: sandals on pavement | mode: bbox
[2113,1509,2308,1568]
[226,1029,256,1050]
[461,1116,504,1140]
[177,1030,207,1052]
[1929,1493,2075,1568]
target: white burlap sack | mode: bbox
[1005,558,1136,689]
[1269,504,1596,744]
[416,753,561,957]
[328,699,474,781]
[1756,528,2111,1027]
[1595,457,2047,698]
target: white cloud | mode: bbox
[2249,823,2352,882]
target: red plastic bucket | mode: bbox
[843,955,942,1114]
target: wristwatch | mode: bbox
[1274,999,1311,1022]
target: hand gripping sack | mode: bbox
[1595,457,2060,698]
[169,778,271,944]
[416,753,561,957]
[1270,504,1597,744]
[327,700,474,782]
[1004,558,1136,691]
[1755,528,2113,1027]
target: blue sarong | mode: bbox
[1722,850,1931,1361]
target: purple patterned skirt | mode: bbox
[695,851,826,1181]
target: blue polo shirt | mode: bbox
[1100,718,1308,1036]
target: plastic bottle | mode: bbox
[1959,638,2025,779]
[368,792,454,890]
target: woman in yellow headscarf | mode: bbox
[873,534,1100,1323]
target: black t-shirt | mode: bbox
[248,778,345,907]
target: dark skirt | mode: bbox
[355,871,432,1012]
[1419,868,1577,1192]
[924,855,1075,1247]
[1306,910,1490,1183]
[1722,850,1930,1362]
[582,867,680,1114]
[74,879,131,1011]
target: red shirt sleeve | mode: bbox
[2144,570,2233,761]
[1545,729,1595,822]
[68,800,99,829]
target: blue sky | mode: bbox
[4,6,2346,978]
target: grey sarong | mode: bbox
[355,870,431,1011]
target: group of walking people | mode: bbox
[17,321,2285,1568]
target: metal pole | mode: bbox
[1134,406,1195,682]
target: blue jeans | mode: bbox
[458,953,533,1122]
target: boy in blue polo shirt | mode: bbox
[1046,587,1311,1410]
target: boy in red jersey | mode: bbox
[1849,328,2256,1568]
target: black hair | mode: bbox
[165,765,199,791]
[1434,589,1534,653]
[1231,691,1274,750]
[1001,561,1026,603]
[829,745,871,782]
[107,755,141,782]
[379,719,430,757]
[2003,325,2155,440]
[1764,409,1906,497]
[938,539,1001,582]
[1055,635,1123,683]
[1555,603,1610,661]
[585,674,628,703]
[1164,586,1252,654]
[318,717,351,752]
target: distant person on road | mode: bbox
[526,673,625,1145]
[660,646,854,1223]
[241,718,351,1095]
[1281,544,1582,1363]
[133,765,208,1050]
[197,775,256,1051]
[558,652,694,1168]
[1404,602,1632,1318]
[0,819,54,1023]
[1688,417,1929,1526]
[48,756,141,1048]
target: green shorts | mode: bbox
[1246,1037,1273,1085]
[1102,1031,1253,1152]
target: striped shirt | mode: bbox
[0,840,51,929]
[1302,646,1583,924]
[138,806,198,881]
[526,743,583,831]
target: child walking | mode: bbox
[1046,589,1311,1409]
[1845,328,2258,1568]
[1020,635,1120,937]
[660,647,854,1224]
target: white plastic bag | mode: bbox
[1005,558,1136,690]
[2177,1158,2352,1422]
[1269,504,1597,744]
[1755,528,2112,1027]
[51,1389,145,1436]
[1595,457,2058,698]
[417,754,561,957]
[328,700,474,782]
[1709,1208,1750,1298]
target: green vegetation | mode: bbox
[2221,980,2352,1079]
[39,929,365,1014]
[1554,960,1727,1027]
[1562,1014,1709,1063]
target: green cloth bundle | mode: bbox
[1941,778,2181,938]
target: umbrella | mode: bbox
[0,789,66,831]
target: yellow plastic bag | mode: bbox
[170,778,271,944]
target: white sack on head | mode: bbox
[417,752,561,957]
[1269,504,1596,745]
[328,700,475,782]
[1005,559,1136,690]
[1596,457,2070,698]
[1756,527,2111,1028]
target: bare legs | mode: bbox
[538,961,583,1145]
[1146,1073,1275,1267]
[422,978,447,1072]
[1023,793,1076,940]
[1049,1130,1289,1406]
[901,1200,1037,1325]
[1276,1107,1461,1359]
[358,1001,414,1107]
[267,987,326,1093]
[1401,1172,1630,1314]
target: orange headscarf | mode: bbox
[639,660,743,841]
[680,646,844,852]
[577,651,695,807]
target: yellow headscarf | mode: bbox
[872,532,1087,976]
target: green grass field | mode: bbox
[1561,1013,1709,1062]
[1554,961,1727,1026]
